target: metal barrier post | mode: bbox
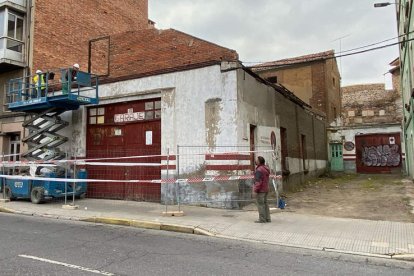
[62,150,78,210]
[272,151,280,209]
[2,152,5,200]
[72,150,76,206]
[165,148,170,213]
[64,151,68,205]
[176,145,181,212]
[74,151,77,197]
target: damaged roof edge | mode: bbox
[169,28,239,58]
[249,50,335,72]
[240,65,313,109]
[98,59,321,120]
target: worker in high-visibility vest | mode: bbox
[33,69,46,97]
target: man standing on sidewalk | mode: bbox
[253,156,271,223]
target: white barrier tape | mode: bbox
[0,174,282,184]
[74,162,162,167]
[0,162,161,167]
[53,149,275,163]
[0,149,271,162]
[0,153,20,158]
[0,174,162,184]
[0,163,57,168]
[0,149,275,167]
[163,175,282,184]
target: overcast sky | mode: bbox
[148,0,399,88]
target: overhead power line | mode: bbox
[247,36,413,69]
[338,31,412,54]
[244,31,413,67]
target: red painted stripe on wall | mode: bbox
[206,165,251,171]
[161,165,176,170]
[161,156,176,161]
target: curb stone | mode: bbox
[160,223,194,234]
[130,220,161,230]
[392,254,414,261]
[0,206,15,213]
[194,227,215,236]
[80,217,198,234]
[81,217,132,226]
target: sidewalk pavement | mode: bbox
[1,198,414,261]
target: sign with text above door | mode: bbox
[114,109,145,123]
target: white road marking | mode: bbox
[18,254,115,276]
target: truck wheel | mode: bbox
[31,187,44,204]
[4,186,14,201]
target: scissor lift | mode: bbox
[2,68,99,203]
[8,68,99,160]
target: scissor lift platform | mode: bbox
[6,68,99,160]
[7,69,99,112]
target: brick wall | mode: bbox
[342,83,403,126]
[258,66,313,104]
[254,57,341,124]
[325,58,341,122]
[105,29,239,80]
[90,37,110,76]
[32,0,148,72]
[310,62,326,117]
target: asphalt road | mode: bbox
[0,213,413,276]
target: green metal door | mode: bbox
[330,143,344,171]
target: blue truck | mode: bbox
[2,170,88,204]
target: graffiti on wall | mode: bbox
[362,144,400,167]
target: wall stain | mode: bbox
[205,98,222,148]
[162,89,175,108]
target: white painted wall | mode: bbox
[70,65,238,160]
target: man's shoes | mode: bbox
[254,220,266,223]
[266,220,271,223]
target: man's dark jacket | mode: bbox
[253,164,270,193]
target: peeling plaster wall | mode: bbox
[237,69,327,192]
[70,65,238,158]
[205,98,223,148]
[70,64,240,207]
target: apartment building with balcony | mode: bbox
[0,0,26,69]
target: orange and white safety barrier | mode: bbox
[0,174,282,184]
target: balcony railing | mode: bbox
[0,36,24,66]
